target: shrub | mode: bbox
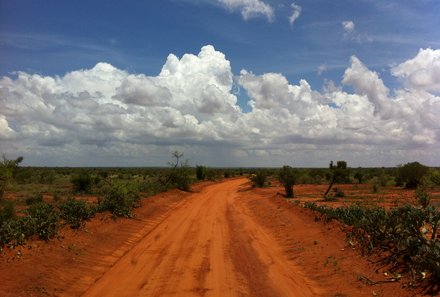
[415,186,430,209]
[71,171,93,193]
[398,162,429,189]
[0,201,15,224]
[279,166,296,198]
[251,171,266,188]
[25,202,59,241]
[60,198,93,229]
[98,183,140,218]
[195,166,207,181]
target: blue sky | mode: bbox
[1,0,440,167]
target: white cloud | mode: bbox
[218,0,274,21]
[1,45,439,166]
[289,3,302,26]
[342,20,355,34]
[391,48,440,93]
[317,63,327,75]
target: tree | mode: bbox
[324,160,349,199]
[165,151,192,191]
[0,155,23,198]
[397,161,429,189]
[279,166,297,198]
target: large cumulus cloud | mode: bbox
[0,45,439,166]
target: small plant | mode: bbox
[60,198,93,229]
[415,185,430,209]
[98,182,140,218]
[279,165,296,198]
[25,202,59,241]
[0,201,15,224]
[251,171,266,188]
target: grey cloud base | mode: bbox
[0,46,439,167]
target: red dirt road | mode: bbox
[81,178,320,297]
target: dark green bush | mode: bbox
[71,172,92,193]
[279,166,296,198]
[25,202,59,241]
[60,198,93,229]
[98,183,140,218]
[196,166,207,180]
[251,171,266,188]
[0,201,15,224]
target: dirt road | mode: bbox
[81,178,321,297]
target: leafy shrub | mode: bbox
[60,198,93,229]
[279,166,296,198]
[251,171,266,188]
[0,201,15,224]
[98,183,140,218]
[0,217,33,246]
[25,202,59,241]
[71,171,93,193]
[415,186,430,209]
[196,165,207,180]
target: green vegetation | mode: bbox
[397,161,429,189]
[59,198,93,229]
[324,161,349,200]
[0,156,23,199]
[279,165,297,198]
[304,201,440,285]
[250,170,267,188]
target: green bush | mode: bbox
[279,166,296,198]
[25,202,59,241]
[415,186,430,209]
[98,183,140,218]
[196,165,207,181]
[251,171,266,188]
[0,201,15,224]
[60,198,93,229]
[71,172,93,193]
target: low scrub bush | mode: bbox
[60,198,93,229]
[25,202,59,241]
[71,172,93,193]
[98,183,140,218]
[251,171,266,188]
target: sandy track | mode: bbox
[81,178,320,297]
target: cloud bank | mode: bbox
[1,46,439,166]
